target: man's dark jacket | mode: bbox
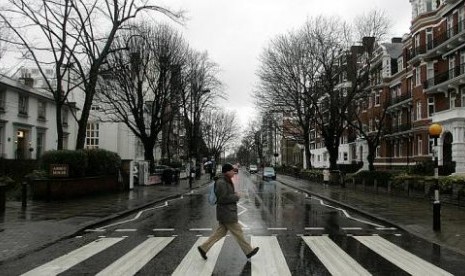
[215,175,239,223]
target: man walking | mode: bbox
[197,163,259,260]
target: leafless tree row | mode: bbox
[1,0,238,168]
[254,10,391,171]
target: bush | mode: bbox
[85,149,121,176]
[40,150,87,177]
[39,149,121,177]
[411,160,435,175]
[354,170,393,182]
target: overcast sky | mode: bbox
[158,0,412,130]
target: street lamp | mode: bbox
[428,123,442,231]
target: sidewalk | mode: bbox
[0,175,212,264]
[0,172,464,265]
[277,174,465,257]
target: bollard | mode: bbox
[0,182,5,212]
[22,180,28,208]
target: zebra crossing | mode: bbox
[21,235,454,276]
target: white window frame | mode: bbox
[449,57,456,79]
[18,95,28,115]
[416,101,422,120]
[375,90,380,106]
[418,136,423,156]
[462,87,465,107]
[450,95,456,109]
[38,100,46,119]
[428,96,435,117]
[36,131,45,159]
[85,123,99,149]
[415,66,421,86]
[0,88,5,110]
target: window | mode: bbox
[428,96,435,117]
[450,95,456,109]
[375,90,380,106]
[461,50,465,74]
[415,66,421,86]
[416,101,422,120]
[38,101,46,119]
[86,123,99,149]
[426,28,433,49]
[462,87,465,107]
[425,0,433,12]
[0,88,5,111]
[344,152,348,161]
[448,14,454,37]
[376,146,380,158]
[427,62,434,80]
[18,95,28,115]
[449,57,456,79]
[394,143,398,157]
[36,131,45,159]
[417,136,423,156]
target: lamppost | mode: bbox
[428,122,442,231]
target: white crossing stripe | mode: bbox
[302,236,371,276]
[96,237,174,276]
[305,227,324,231]
[172,237,225,276]
[21,237,124,276]
[251,236,291,276]
[354,236,453,276]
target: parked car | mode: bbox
[262,166,276,180]
[249,164,258,174]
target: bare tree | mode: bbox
[353,9,392,43]
[97,23,187,170]
[1,0,182,150]
[301,16,355,171]
[255,30,317,169]
[202,108,239,162]
[179,49,222,163]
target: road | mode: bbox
[2,170,464,275]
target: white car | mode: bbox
[249,164,258,174]
[262,167,276,180]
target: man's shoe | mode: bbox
[197,246,207,260]
[246,247,259,258]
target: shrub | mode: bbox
[40,150,87,177]
[84,148,121,176]
[39,149,121,177]
[354,170,392,182]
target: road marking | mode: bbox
[311,197,384,228]
[376,227,397,231]
[305,227,325,231]
[115,229,137,232]
[99,201,169,229]
[153,228,175,232]
[341,227,363,231]
[354,236,453,275]
[21,238,124,276]
[302,236,371,276]
[251,236,291,276]
[85,229,106,232]
[97,237,174,276]
[189,228,212,231]
[267,227,287,231]
[172,237,225,276]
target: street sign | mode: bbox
[49,164,69,177]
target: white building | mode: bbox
[0,75,77,159]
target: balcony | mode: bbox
[432,108,465,122]
[422,19,465,60]
[384,124,411,135]
[423,63,465,93]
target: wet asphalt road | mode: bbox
[2,171,464,275]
